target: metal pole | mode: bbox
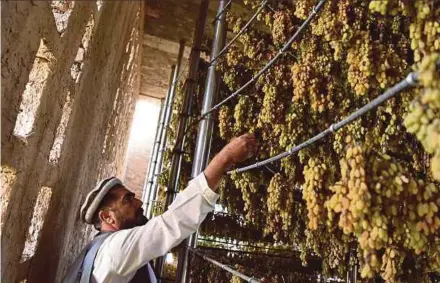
[144,68,175,218]
[147,41,185,222]
[147,41,185,281]
[190,248,261,283]
[176,1,228,282]
[142,98,165,209]
[147,40,185,219]
[347,266,357,283]
[156,2,210,281]
[227,70,420,175]
[346,249,358,283]
[191,0,227,177]
[165,0,209,215]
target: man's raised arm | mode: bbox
[98,134,258,276]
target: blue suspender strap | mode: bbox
[80,232,113,283]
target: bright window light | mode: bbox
[165,252,174,264]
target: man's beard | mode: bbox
[120,208,148,229]
[136,208,149,226]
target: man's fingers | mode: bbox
[245,140,258,158]
[244,135,258,152]
[248,139,258,146]
[224,133,259,162]
[246,139,258,151]
[241,133,256,140]
[250,145,258,156]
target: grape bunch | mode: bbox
[303,157,329,230]
[405,53,440,180]
[173,1,440,281]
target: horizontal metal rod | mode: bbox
[154,167,169,177]
[196,245,322,266]
[209,0,268,65]
[188,248,261,283]
[197,237,300,254]
[228,71,420,174]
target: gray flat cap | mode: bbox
[80,177,122,224]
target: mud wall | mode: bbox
[1,1,143,282]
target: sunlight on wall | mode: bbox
[129,98,160,146]
[123,96,162,197]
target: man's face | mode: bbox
[107,186,148,230]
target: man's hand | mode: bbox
[204,133,258,190]
[218,133,258,165]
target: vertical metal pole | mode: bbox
[144,65,176,218]
[353,264,358,283]
[142,98,165,209]
[147,41,185,282]
[147,41,185,219]
[164,0,209,213]
[346,251,358,283]
[190,2,227,177]
[176,1,228,282]
[144,67,175,218]
[155,1,209,282]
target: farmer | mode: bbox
[63,133,257,283]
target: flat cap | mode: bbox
[80,177,122,224]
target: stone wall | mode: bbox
[1,1,144,282]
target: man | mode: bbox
[63,133,257,283]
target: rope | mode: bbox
[209,0,268,65]
[227,71,420,174]
[188,247,261,283]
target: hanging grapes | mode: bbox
[161,0,440,281]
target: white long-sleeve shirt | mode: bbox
[91,173,219,283]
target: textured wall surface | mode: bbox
[1,1,144,282]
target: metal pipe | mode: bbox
[200,0,327,118]
[189,248,261,283]
[346,262,358,283]
[142,98,165,209]
[147,41,185,219]
[353,264,358,283]
[144,67,175,217]
[169,0,327,150]
[152,42,186,280]
[212,0,232,24]
[158,2,210,281]
[197,237,299,253]
[176,1,228,282]
[165,0,209,208]
[191,1,228,177]
[228,71,420,174]
[209,0,268,65]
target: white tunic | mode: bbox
[91,173,219,283]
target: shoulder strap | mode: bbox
[79,232,113,283]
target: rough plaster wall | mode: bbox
[1,1,143,282]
